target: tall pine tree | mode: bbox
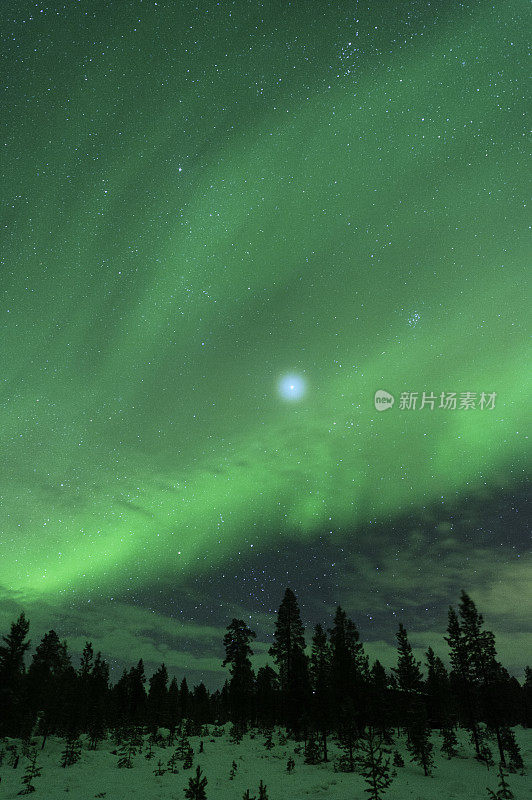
[309,624,331,760]
[147,663,169,732]
[329,606,369,739]
[269,588,310,733]
[0,613,31,737]
[446,592,505,761]
[222,619,256,727]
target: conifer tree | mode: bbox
[477,741,495,771]
[127,660,147,723]
[258,779,269,800]
[393,624,423,694]
[147,663,169,731]
[192,682,210,725]
[0,613,31,738]
[229,721,245,743]
[60,734,81,768]
[184,765,207,800]
[18,750,41,795]
[486,764,515,799]
[406,710,434,776]
[269,588,311,732]
[440,725,459,759]
[167,749,180,773]
[20,736,37,761]
[255,665,278,728]
[393,750,404,767]
[355,727,394,800]
[87,713,106,751]
[304,732,320,764]
[78,641,94,685]
[500,727,524,773]
[446,604,482,757]
[522,666,532,728]
[145,738,155,760]
[116,726,142,768]
[167,676,180,742]
[368,659,392,735]
[222,619,256,726]
[27,630,74,745]
[425,647,453,728]
[448,592,513,765]
[86,651,109,750]
[329,606,369,738]
[458,593,508,764]
[175,729,191,759]
[263,728,274,750]
[0,614,31,684]
[179,678,190,720]
[183,745,194,769]
[309,623,331,760]
[7,743,20,768]
[154,759,165,775]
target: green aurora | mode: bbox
[0,1,529,680]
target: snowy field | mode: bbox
[1,725,530,800]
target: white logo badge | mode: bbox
[374,390,395,411]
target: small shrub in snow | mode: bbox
[183,745,194,769]
[18,750,41,795]
[153,759,165,776]
[184,765,207,800]
[476,744,495,771]
[242,780,269,800]
[393,750,404,767]
[440,726,459,759]
[263,729,274,750]
[20,737,37,760]
[355,728,394,800]
[304,733,320,765]
[116,727,142,768]
[175,731,192,759]
[7,743,20,768]
[167,749,180,773]
[230,722,245,744]
[486,764,515,799]
[144,739,155,760]
[60,734,81,768]
[87,720,106,750]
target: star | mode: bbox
[279,374,306,401]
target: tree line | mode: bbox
[0,588,530,779]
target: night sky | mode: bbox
[1,0,530,687]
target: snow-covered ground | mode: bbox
[1,725,530,799]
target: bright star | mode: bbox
[279,374,306,401]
